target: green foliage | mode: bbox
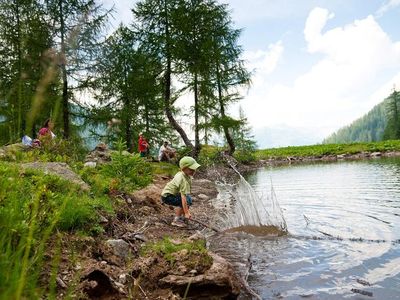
[197,144,223,167]
[80,151,152,194]
[256,140,400,159]
[151,161,179,177]
[141,237,212,266]
[101,152,152,191]
[1,138,88,164]
[0,162,112,299]
[324,96,388,144]
[383,90,400,140]
[232,107,257,163]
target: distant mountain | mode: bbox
[323,100,387,144]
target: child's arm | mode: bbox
[181,193,191,219]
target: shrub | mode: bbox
[80,152,152,195]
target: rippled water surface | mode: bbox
[210,158,400,299]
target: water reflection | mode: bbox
[210,158,400,299]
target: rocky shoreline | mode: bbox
[52,171,251,300]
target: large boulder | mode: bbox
[21,162,90,191]
[159,252,241,299]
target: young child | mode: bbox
[161,156,200,227]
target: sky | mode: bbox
[102,0,400,148]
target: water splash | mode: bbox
[210,156,287,234]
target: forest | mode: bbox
[323,90,400,144]
[0,0,255,158]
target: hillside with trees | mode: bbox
[323,97,389,144]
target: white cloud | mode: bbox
[240,7,400,139]
[376,0,400,17]
[243,41,284,87]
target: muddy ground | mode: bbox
[51,172,248,300]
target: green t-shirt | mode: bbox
[161,171,192,196]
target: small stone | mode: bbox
[189,269,197,276]
[106,239,131,259]
[119,273,127,284]
[100,260,108,265]
[188,231,205,241]
[84,161,97,168]
[74,263,81,270]
[197,194,209,200]
[98,214,108,223]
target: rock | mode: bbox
[118,273,128,284]
[197,193,209,200]
[131,184,163,207]
[106,239,131,260]
[84,161,97,168]
[20,162,90,191]
[84,143,112,165]
[188,231,206,242]
[370,151,382,157]
[98,214,108,224]
[159,252,240,299]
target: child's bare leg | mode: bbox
[175,207,184,217]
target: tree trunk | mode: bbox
[194,71,200,157]
[163,0,194,152]
[217,64,235,155]
[15,0,22,138]
[59,0,69,139]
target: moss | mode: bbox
[141,237,213,268]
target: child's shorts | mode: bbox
[161,194,192,207]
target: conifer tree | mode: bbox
[0,0,58,143]
[91,26,169,151]
[45,0,110,138]
[133,0,195,152]
[383,89,400,140]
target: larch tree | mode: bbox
[133,0,195,152]
[0,0,58,143]
[45,0,110,138]
[91,26,169,152]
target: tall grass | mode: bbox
[0,162,112,299]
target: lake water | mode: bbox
[209,158,400,299]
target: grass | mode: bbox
[141,237,212,267]
[255,140,400,160]
[0,162,113,299]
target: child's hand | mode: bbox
[185,211,191,219]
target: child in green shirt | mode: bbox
[161,156,200,227]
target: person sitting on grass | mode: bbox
[38,118,56,140]
[161,156,200,227]
[158,140,176,162]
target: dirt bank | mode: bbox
[52,173,249,300]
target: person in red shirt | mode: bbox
[38,118,56,140]
[138,133,149,157]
